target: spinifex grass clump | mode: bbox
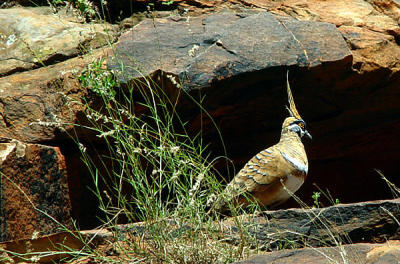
[79,59,218,223]
[76,58,254,262]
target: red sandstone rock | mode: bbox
[0,140,72,242]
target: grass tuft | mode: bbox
[71,57,257,263]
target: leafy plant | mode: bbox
[162,0,175,5]
[312,191,321,208]
[73,0,96,18]
[79,58,117,99]
[48,0,97,20]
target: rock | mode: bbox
[0,229,109,263]
[108,11,351,88]
[0,47,113,230]
[0,140,72,242]
[0,10,116,231]
[0,232,84,263]
[0,48,108,143]
[0,5,118,233]
[235,240,400,264]
[222,199,400,249]
[248,0,400,75]
[78,200,400,263]
[0,7,117,77]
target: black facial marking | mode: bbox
[291,119,306,130]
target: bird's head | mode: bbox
[282,72,312,140]
[281,117,312,140]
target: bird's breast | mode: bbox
[281,152,308,175]
[266,173,305,206]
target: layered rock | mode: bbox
[222,199,400,249]
[235,240,400,264]
[0,48,108,143]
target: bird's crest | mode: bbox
[285,71,302,120]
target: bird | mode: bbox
[211,73,312,214]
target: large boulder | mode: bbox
[0,7,117,77]
[109,11,351,86]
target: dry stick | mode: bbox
[276,18,310,67]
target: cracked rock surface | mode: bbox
[0,7,117,77]
[108,10,351,88]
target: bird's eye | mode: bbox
[299,123,305,130]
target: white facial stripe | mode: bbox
[289,123,302,131]
[289,123,306,137]
[282,152,308,174]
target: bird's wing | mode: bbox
[227,144,287,197]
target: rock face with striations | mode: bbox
[222,199,400,249]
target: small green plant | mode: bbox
[49,0,64,5]
[74,0,96,18]
[48,0,97,20]
[162,0,175,5]
[312,191,321,208]
[312,184,341,207]
[79,58,117,99]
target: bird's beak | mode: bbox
[305,130,312,140]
